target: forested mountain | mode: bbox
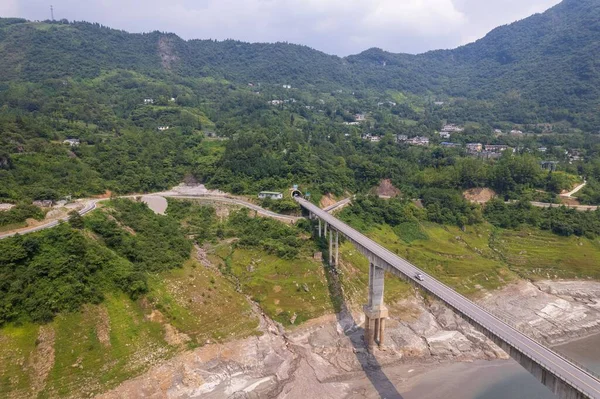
[348,0,600,118]
[1,0,599,122]
[3,0,600,207]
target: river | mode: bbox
[402,333,600,399]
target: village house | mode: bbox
[439,131,451,139]
[369,136,381,143]
[484,145,512,153]
[494,129,503,134]
[396,134,408,143]
[538,147,548,153]
[282,84,292,89]
[63,139,80,147]
[407,136,429,146]
[510,129,524,135]
[355,114,367,121]
[143,98,154,104]
[434,101,445,106]
[258,191,284,200]
[269,100,283,106]
[344,121,361,126]
[568,150,583,163]
[541,161,559,171]
[442,124,464,133]
[466,143,483,153]
[158,126,170,131]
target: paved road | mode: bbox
[530,201,598,211]
[562,181,587,198]
[0,194,300,241]
[296,197,600,399]
[0,199,101,240]
[323,197,352,213]
[161,194,300,223]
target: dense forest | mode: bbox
[2,0,600,230]
[1,0,600,127]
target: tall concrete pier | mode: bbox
[297,197,600,399]
[364,257,388,350]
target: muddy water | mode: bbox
[404,334,600,399]
[554,333,600,376]
[141,195,168,215]
[402,360,554,399]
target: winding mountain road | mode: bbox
[0,193,301,240]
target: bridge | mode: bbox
[295,196,600,399]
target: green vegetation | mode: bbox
[3,2,600,395]
[167,200,335,325]
[339,212,600,295]
[0,203,45,227]
[484,199,600,238]
[0,199,191,326]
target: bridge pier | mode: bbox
[335,231,339,267]
[318,219,322,238]
[329,229,333,265]
[364,258,388,351]
[296,199,600,399]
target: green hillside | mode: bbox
[1,0,599,127]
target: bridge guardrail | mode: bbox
[298,198,600,398]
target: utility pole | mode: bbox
[50,5,54,21]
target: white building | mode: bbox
[442,124,464,133]
[144,98,154,104]
[158,126,170,131]
[407,136,429,146]
[258,191,284,200]
[355,114,366,121]
[63,139,80,147]
[439,131,451,139]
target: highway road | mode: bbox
[161,194,300,223]
[296,197,600,399]
[0,199,101,240]
[0,194,300,240]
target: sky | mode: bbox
[0,0,562,56]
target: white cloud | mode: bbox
[0,0,19,17]
[12,0,562,55]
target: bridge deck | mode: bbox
[296,197,600,399]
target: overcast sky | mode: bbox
[1,0,561,56]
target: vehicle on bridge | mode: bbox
[415,273,424,281]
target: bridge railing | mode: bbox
[298,198,600,397]
[474,302,600,381]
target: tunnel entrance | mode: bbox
[291,190,302,198]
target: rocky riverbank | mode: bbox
[97,280,600,398]
[480,280,600,346]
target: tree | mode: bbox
[68,210,85,229]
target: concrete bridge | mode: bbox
[296,197,600,399]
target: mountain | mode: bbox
[0,0,599,125]
[348,0,600,110]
